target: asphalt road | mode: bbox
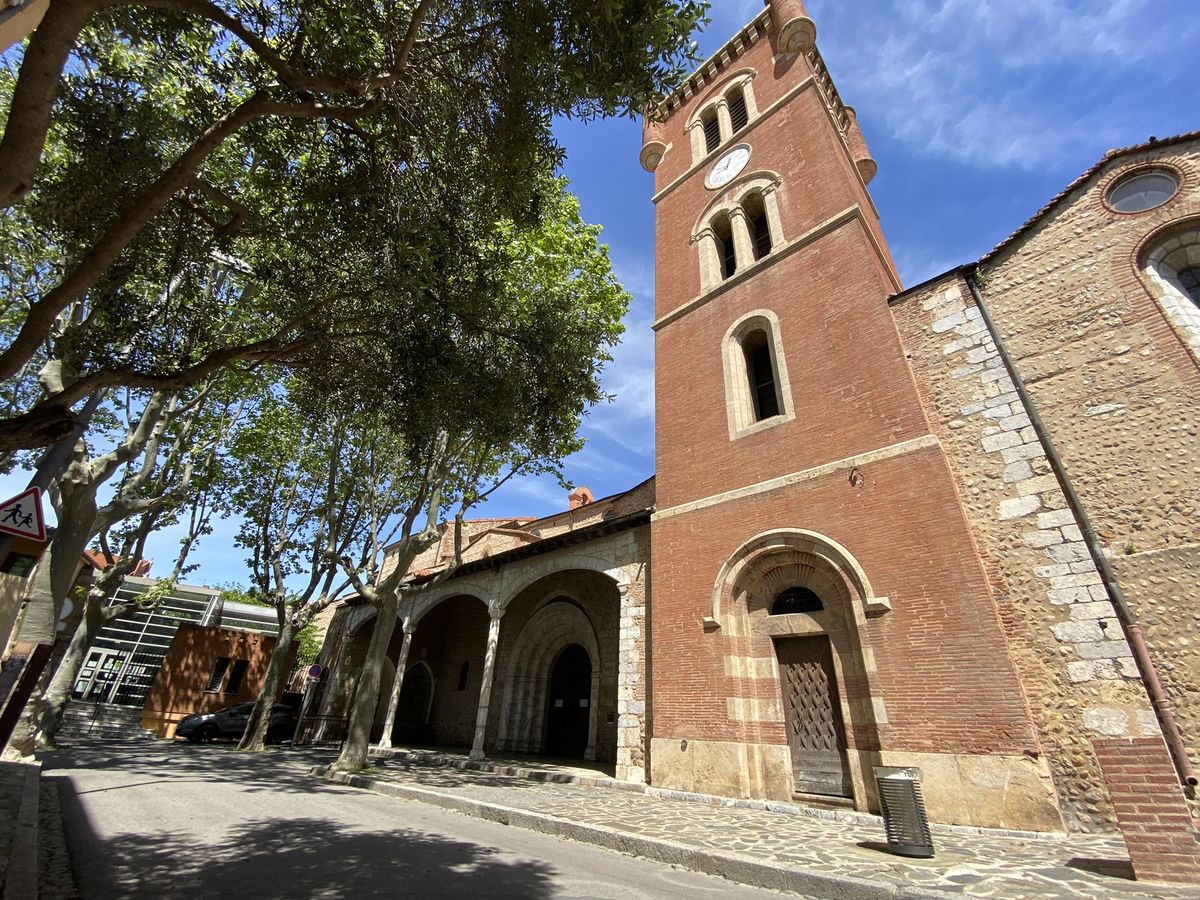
[42,742,788,899]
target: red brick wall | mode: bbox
[1092,737,1200,884]
[647,5,1037,763]
[650,445,1038,755]
[655,221,930,511]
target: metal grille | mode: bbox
[703,115,721,154]
[292,715,348,749]
[875,770,935,858]
[728,92,749,132]
[110,652,162,707]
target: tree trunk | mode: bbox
[237,620,293,752]
[334,591,398,772]
[31,590,108,749]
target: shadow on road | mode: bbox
[44,743,559,898]
[41,740,347,796]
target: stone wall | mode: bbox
[979,139,1200,822]
[891,275,1158,832]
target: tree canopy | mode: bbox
[0,0,707,451]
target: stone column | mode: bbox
[693,227,720,293]
[469,609,503,761]
[687,122,705,165]
[376,621,416,750]
[614,577,647,784]
[761,183,785,249]
[729,207,755,272]
[715,100,733,145]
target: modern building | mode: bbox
[315,0,1199,878]
[71,576,278,716]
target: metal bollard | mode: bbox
[874,766,935,858]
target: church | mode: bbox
[314,0,1200,859]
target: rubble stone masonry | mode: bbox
[892,139,1200,829]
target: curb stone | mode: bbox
[367,747,1065,842]
[314,766,951,899]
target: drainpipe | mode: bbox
[966,273,1197,789]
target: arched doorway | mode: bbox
[712,529,885,806]
[544,644,592,758]
[393,661,435,744]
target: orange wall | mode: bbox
[141,623,293,738]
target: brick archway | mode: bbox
[711,529,886,808]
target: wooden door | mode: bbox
[775,636,852,797]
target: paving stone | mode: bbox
[328,747,1200,900]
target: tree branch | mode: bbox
[0,0,104,208]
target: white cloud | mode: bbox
[797,0,1197,171]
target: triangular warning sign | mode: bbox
[0,487,47,541]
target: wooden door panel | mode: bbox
[776,636,852,797]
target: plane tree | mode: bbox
[0,0,707,451]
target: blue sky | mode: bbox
[4,0,1198,589]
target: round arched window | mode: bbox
[1107,170,1179,213]
[771,587,823,615]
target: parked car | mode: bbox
[175,702,297,744]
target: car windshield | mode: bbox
[223,704,254,715]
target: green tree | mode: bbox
[324,181,630,771]
[0,0,706,450]
[14,370,253,749]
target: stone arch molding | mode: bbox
[1140,219,1200,360]
[494,599,603,759]
[686,68,760,163]
[400,551,636,622]
[709,529,888,625]
[712,527,888,808]
[405,587,490,630]
[722,309,796,439]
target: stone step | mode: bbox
[57,703,158,742]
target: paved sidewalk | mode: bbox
[314,749,1200,899]
[0,759,41,900]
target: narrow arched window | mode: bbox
[743,330,780,421]
[723,311,795,439]
[457,660,469,691]
[727,86,749,133]
[712,213,737,280]
[772,587,824,615]
[1180,267,1200,306]
[744,192,772,260]
[701,108,721,155]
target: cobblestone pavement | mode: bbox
[326,749,1200,900]
[39,777,79,899]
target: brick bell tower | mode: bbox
[640,0,1062,827]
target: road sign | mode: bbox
[308,664,323,679]
[0,487,46,541]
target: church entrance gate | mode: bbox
[774,635,852,798]
[545,644,592,758]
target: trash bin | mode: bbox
[873,766,935,858]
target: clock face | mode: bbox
[707,146,751,189]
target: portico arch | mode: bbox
[494,597,604,759]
